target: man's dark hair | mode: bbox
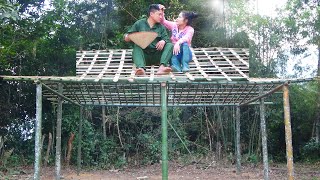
[148,4,160,16]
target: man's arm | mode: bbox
[160,26,170,43]
[124,20,140,42]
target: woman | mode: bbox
[160,5,198,72]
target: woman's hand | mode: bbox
[173,43,180,55]
[159,4,166,12]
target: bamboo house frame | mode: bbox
[0,47,315,180]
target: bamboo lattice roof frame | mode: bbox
[0,47,315,107]
[76,47,249,82]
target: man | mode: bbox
[124,4,173,75]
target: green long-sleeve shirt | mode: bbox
[127,18,170,49]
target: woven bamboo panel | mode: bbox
[43,81,278,107]
[76,47,249,82]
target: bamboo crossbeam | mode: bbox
[217,48,248,79]
[202,48,232,81]
[229,48,249,67]
[240,83,287,106]
[76,51,86,67]
[79,50,100,80]
[95,50,113,82]
[41,83,81,107]
[113,50,126,82]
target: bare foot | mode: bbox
[156,65,171,75]
[135,68,146,76]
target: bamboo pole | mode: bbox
[283,84,294,180]
[34,82,42,180]
[235,106,241,173]
[41,83,81,107]
[77,107,83,176]
[55,83,63,180]
[161,82,168,180]
[240,83,286,106]
[259,86,269,180]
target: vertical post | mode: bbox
[283,84,294,180]
[160,82,168,180]
[259,86,269,180]
[102,106,107,140]
[235,106,241,173]
[55,84,63,180]
[34,82,42,180]
[77,107,83,176]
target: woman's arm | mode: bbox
[160,16,176,31]
[177,27,194,45]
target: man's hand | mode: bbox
[173,43,180,55]
[156,40,166,51]
[124,34,131,42]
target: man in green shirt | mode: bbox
[124,4,173,75]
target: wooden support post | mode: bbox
[283,84,294,180]
[55,83,63,180]
[259,86,269,180]
[34,82,42,180]
[77,107,83,176]
[235,106,241,173]
[161,82,168,180]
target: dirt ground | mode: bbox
[3,162,320,180]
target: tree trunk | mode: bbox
[44,132,53,167]
[102,106,107,140]
[315,45,320,143]
[66,133,75,167]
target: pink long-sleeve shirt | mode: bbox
[160,18,194,46]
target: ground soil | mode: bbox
[2,162,319,180]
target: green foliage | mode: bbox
[301,139,320,162]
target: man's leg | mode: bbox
[160,42,174,66]
[132,44,146,68]
[132,44,146,75]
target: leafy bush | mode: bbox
[301,139,320,163]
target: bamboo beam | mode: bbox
[240,83,286,106]
[77,107,83,175]
[259,86,269,180]
[3,75,313,84]
[55,83,63,180]
[79,50,100,80]
[95,50,113,82]
[34,82,42,180]
[235,106,241,173]
[202,48,231,81]
[283,84,294,180]
[113,50,126,82]
[41,83,81,107]
[217,48,248,79]
[161,82,168,180]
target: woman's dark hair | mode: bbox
[181,11,198,26]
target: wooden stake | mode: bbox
[34,82,42,180]
[283,84,294,180]
[259,86,269,180]
[55,83,63,180]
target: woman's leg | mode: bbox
[180,43,192,72]
[171,55,182,72]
